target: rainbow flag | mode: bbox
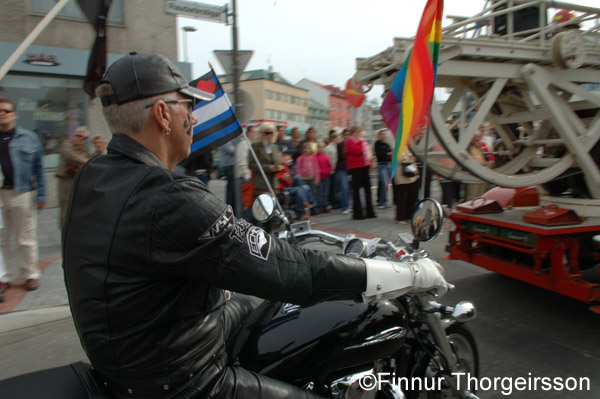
[380,0,443,179]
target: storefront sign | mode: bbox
[23,53,60,67]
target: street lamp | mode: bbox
[182,26,197,63]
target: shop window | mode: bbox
[1,74,88,170]
[31,0,124,25]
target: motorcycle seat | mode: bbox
[0,361,113,399]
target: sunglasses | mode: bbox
[145,99,196,113]
[264,131,274,135]
[75,134,88,139]
[0,109,15,115]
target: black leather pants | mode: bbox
[188,294,327,399]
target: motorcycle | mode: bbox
[0,197,479,399]
[244,195,479,399]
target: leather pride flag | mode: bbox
[77,0,112,99]
[188,69,243,156]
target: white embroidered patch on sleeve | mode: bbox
[199,206,235,240]
[247,227,271,260]
[229,218,252,243]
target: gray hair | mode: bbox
[96,83,180,135]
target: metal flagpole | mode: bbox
[0,0,71,81]
[419,116,432,201]
[230,0,242,218]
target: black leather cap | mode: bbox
[99,52,214,106]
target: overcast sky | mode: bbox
[178,0,598,101]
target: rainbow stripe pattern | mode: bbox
[380,0,443,179]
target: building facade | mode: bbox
[296,78,331,138]
[0,0,185,161]
[0,0,186,206]
[307,99,330,139]
[354,98,383,143]
[322,85,353,132]
[222,69,310,132]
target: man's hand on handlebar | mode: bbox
[409,257,450,298]
[362,258,449,304]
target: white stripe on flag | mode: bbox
[192,95,233,126]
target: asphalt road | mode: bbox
[1,180,599,398]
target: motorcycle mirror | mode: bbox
[452,301,477,322]
[252,194,276,222]
[410,198,443,242]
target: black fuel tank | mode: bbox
[237,299,407,382]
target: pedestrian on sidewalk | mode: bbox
[345,126,376,220]
[249,123,282,232]
[217,138,238,209]
[56,126,91,226]
[315,142,332,213]
[374,128,392,209]
[235,124,258,219]
[0,98,46,292]
[295,142,320,201]
[324,131,340,208]
[91,134,108,156]
[0,212,5,302]
[335,129,351,215]
[393,150,420,224]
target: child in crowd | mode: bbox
[295,142,320,200]
[277,152,315,221]
[315,142,332,213]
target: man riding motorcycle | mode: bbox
[62,52,449,399]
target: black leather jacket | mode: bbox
[62,134,367,398]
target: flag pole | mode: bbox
[419,120,432,201]
[0,0,70,81]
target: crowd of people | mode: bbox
[211,115,501,229]
[204,122,432,229]
[0,88,498,303]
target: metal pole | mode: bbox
[230,0,243,217]
[183,31,188,62]
[419,125,431,201]
[0,0,70,81]
[231,0,240,115]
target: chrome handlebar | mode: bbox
[276,221,429,262]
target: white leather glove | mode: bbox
[362,257,449,304]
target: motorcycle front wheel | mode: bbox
[417,324,479,399]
